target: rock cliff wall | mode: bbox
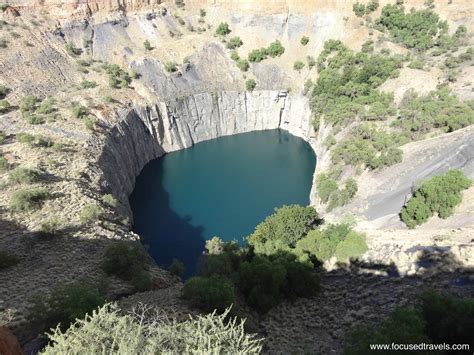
[93,90,321,218]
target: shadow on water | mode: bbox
[130,158,206,278]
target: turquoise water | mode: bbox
[130,129,316,276]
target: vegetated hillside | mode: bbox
[0,0,473,353]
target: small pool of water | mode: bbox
[130,129,316,276]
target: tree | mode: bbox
[247,205,320,254]
[143,40,152,50]
[266,40,285,57]
[300,36,309,45]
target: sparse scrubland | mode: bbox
[0,0,473,353]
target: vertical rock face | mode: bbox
[94,90,321,217]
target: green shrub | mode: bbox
[10,188,49,212]
[164,62,178,73]
[353,2,366,17]
[143,40,151,50]
[344,291,474,354]
[169,258,186,277]
[247,205,320,255]
[36,97,54,114]
[79,204,102,224]
[101,241,148,282]
[316,173,338,203]
[42,304,263,354]
[400,170,471,228]
[266,40,285,57]
[0,99,10,113]
[237,254,319,313]
[245,79,256,91]
[216,22,231,36]
[230,50,240,61]
[29,282,104,332]
[16,132,35,144]
[300,36,309,45]
[294,224,367,263]
[303,79,313,96]
[375,5,441,50]
[394,88,474,135]
[71,104,87,119]
[199,9,206,17]
[65,42,81,56]
[0,251,19,270]
[101,194,118,208]
[0,84,7,98]
[20,95,38,114]
[39,216,63,237]
[248,48,267,63]
[84,117,96,131]
[226,36,242,49]
[0,131,5,144]
[80,80,97,89]
[182,276,234,313]
[293,61,305,71]
[307,55,316,69]
[236,59,249,72]
[9,167,42,184]
[102,63,131,89]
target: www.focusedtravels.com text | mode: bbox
[369,343,470,351]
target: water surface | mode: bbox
[130,129,316,276]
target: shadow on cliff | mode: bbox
[129,158,206,279]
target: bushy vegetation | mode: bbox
[79,203,102,224]
[0,250,19,270]
[216,22,231,36]
[80,80,97,89]
[300,36,309,46]
[164,62,178,73]
[19,95,56,124]
[226,36,243,49]
[65,42,81,56]
[0,84,7,98]
[400,170,471,228]
[29,282,104,332]
[101,63,132,89]
[247,205,320,254]
[375,4,467,51]
[9,167,43,184]
[247,206,367,264]
[310,40,401,129]
[169,258,186,277]
[331,123,406,170]
[42,304,263,354]
[393,88,474,137]
[182,276,234,312]
[316,173,358,210]
[101,241,152,292]
[101,194,118,208]
[0,99,10,113]
[248,40,285,63]
[353,0,379,17]
[245,79,256,91]
[143,40,151,50]
[344,291,474,354]
[237,253,319,313]
[16,133,54,148]
[293,60,305,71]
[10,188,49,212]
